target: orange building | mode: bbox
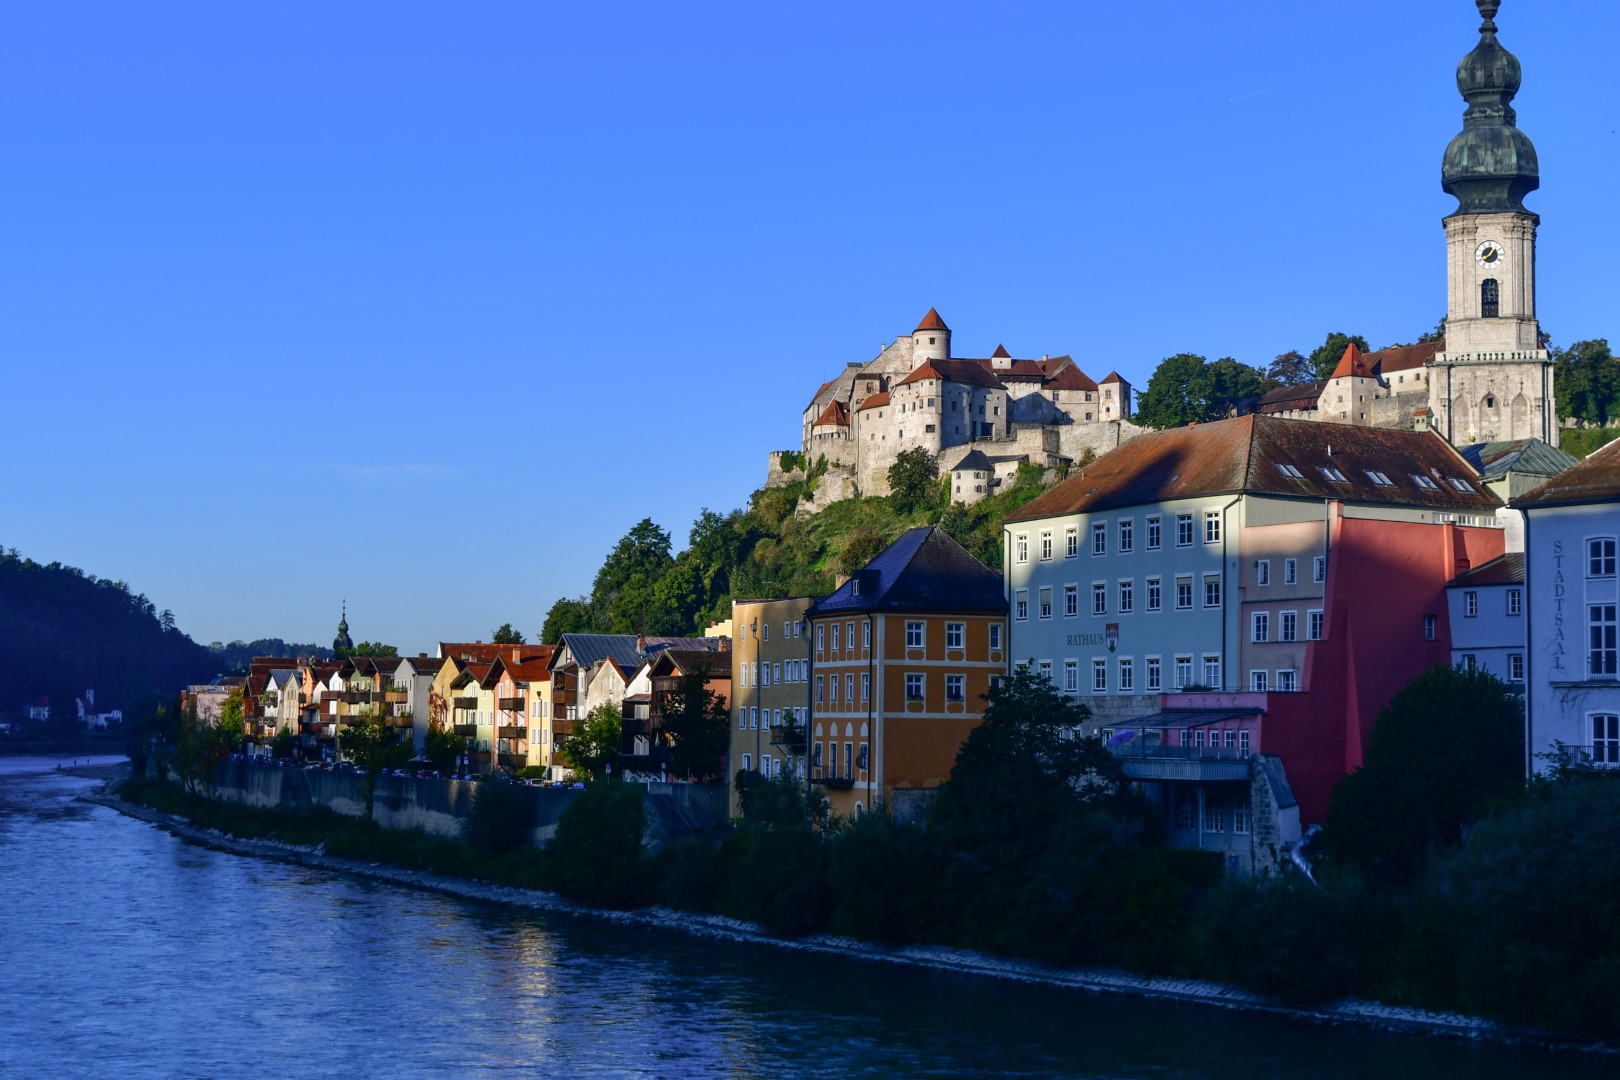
[806,526,1006,819]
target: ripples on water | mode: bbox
[0,757,1606,1079]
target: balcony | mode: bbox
[770,724,807,750]
[812,772,855,789]
[453,723,478,739]
[385,690,408,704]
[497,753,526,768]
[453,697,479,712]
[1110,744,1253,783]
[497,725,526,740]
[388,713,414,729]
[498,696,526,712]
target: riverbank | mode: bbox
[79,774,1612,1058]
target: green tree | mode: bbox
[1552,339,1618,426]
[543,779,652,909]
[591,519,674,619]
[339,641,397,659]
[1264,349,1314,389]
[1418,317,1446,344]
[492,623,526,645]
[1133,353,1211,429]
[338,707,412,823]
[837,525,888,575]
[173,690,242,797]
[423,722,465,775]
[1204,356,1266,417]
[540,596,597,644]
[561,704,622,782]
[1322,664,1525,884]
[887,447,940,513]
[660,666,731,781]
[1307,331,1371,381]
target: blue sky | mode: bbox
[2,1,1616,655]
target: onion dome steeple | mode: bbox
[333,601,354,654]
[1442,0,1539,217]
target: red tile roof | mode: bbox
[813,399,850,427]
[914,307,949,332]
[1514,437,1620,508]
[991,344,1011,359]
[1330,342,1375,380]
[1369,340,1442,374]
[858,391,891,411]
[1041,361,1098,392]
[1005,414,1501,522]
[1099,370,1127,385]
[897,358,1004,389]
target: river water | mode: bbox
[0,757,1606,1079]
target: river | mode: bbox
[0,756,1606,1079]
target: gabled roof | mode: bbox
[896,359,1003,390]
[1256,382,1324,412]
[914,307,949,332]
[990,344,1011,359]
[808,526,1004,616]
[648,649,730,678]
[451,661,495,690]
[1368,340,1442,374]
[1329,342,1376,380]
[858,391,891,411]
[641,635,724,654]
[1460,438,1579,483]
[1514,437,1620,508]
[1006,414,1501,523]
[806,376,842,410]
[813,399,850,427]
[437,642,551,664]
[1449,552,1525,587]
[1099,370,1128,385]
[1041,362,1098,392]
[554,633,643,672]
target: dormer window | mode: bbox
[1364,470,1394,487]
[1447,477,1474,492]
[1481,279,1499,318]
[1412,474,1440,491]
[1319,466,1349,483]
[1276,463,1304,479]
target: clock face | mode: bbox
[1475,240,1504,268]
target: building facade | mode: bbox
[728,596,813,814]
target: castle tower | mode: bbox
[910,308,951,365]
[1429,0,1555,445]
[1322,344,1381,425]
[333,602,354,654]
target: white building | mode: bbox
[1446,553,1526,686]
[1516,439,1620,772]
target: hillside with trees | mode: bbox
[0,547,220,722]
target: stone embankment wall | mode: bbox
[179,760,725,847]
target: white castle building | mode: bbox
[771,308,1143,505]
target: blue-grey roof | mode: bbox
[557,633,643,670]
[1449,552,1525,588]
[1460,438,1577,482]
[807,526,1004,617]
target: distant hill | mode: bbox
[0,547,220,718]
[210,639,333,674]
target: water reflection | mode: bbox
[0,762,1609,1079]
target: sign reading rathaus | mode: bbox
[768,0,1558,507]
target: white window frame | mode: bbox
[1015,534,1029,564]
[1091,522,1107,556]
[1118,519,1133,554]
[945,622,964,650]
[945,673,965,702]
[1065,527,1079,559]
[1256,559,1270,586]
[1146,577,1162,613]
[1015,591,1028,621]
[905,621,925,648]
[1175,576,1193,611]
[1118,579,1133,614]
[905,673,925,701]
[1284,558,1297,585]
[1176,513,1194,547]
[1308,609,1324,641]
[1204,511,1221,545]
[1065,584,1080,618]
[1252,611,1269,643]
[1040,530,1054,561]
[1146,515,1162,551]
[1280,610,1297,642]
[1092,582,1107,616]
[1118,657,1134,693]
[1146,657,1161,692]
[1092,659,1107,693]
[1064,660,1079,693]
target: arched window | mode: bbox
[1481,278,1500,318]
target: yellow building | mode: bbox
[728,596,813,815]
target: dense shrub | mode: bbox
[1197,873,1363,1004]
[825,809,935,943]
[542,780,653,909]
[462,778,533,855]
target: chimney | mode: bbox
[717,637,730,652]
[636,634,647,654]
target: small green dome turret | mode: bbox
[1442,0,1539,217]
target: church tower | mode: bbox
[1429,0,1555,446]
[333,602,354,654]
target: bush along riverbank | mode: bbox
[117,665,1620,1050]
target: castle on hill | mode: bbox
[769,0,1559,507]
[769,308,1144,506]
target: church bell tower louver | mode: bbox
[1430,0,1556,446]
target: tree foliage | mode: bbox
[339,641,397,658]
[338,707,412,823]
[491,623,526,645]
[1264,349,1314,389]
[1322,664,1525,884]
[540,597,596,645]
[887,448,940,513]
[660,667,731,781]
[1307,331,1370,381]
[542,779,653,909]
[1552,338,1618,427]
[1132,353,1262,428]
[561,704,622,782]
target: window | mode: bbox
[831,623,840,652]
[1203,655,1221,687]
[761,664,771,688]
[1592,604,1618,677]
[1284,558,1297,585]
[1424,614,1438,641]
[1175,513,1193,547]
[1119,579,1134,614]
[1064,660,1079,693]
[1461,653,1477,673]
[1319,466,1349,483]
[1252,612,1270,643]
[988,675,1004,694]
[1015,534,1028,563]
[1481,277,1499,318]
[1092,583,1107,616]
[1593,714,1620,765]
[1276,463,1304,479]
[1280,611,1297,642]
[946,622,964,649]
[845,674,854,701]
[1147,577,1162,613]
[1465,591,1478,618]
[1092,522,1107,556]
[862,622,871,649]
[861,672,870,699]
[1015,591,1028,621]
[1447,477,1474,492]
[1591,538,1617,578]
[1038,660,1053,684]
[829,675,838,702]
[1118,658,1134,692]
[1508,589,1522,616]
[815,675,824,703]
[1175,656,1193,690]
[1040,531,1053,561]
[1314,555,1327,583]
[816,625,825,651]
[1065,584,1079,617]
[1146,657,1162,691]
[738,708,747,730]
[1203,575,1221,608]
[1147,516,1162,550]
[1412,474,1440,491]
[1203,805,1225,833]
[945,674,965,702]
[752,707,760,729]
[1065,527,1079,558]
[1175,793,1197,831]
[1092,659,1107,693]
[1509,654,1524,682]
[741,753,752,773]
[1234,805,1251,834]
[1176,577,1193,610]
[1365,470,1394,487]
[1308,610,1324,641]
[989,624,1003,651]
[1204,511,1221,544]
[905,673,925,701]
[905,621,924,648]
[1039,587,1053,619]
[1119,520,1133,553]
[846,622,855,653]
[1277,669,1297,692]
[774,663,782,685]
[1239,730,1252,754]
[1256,560,1270,586]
